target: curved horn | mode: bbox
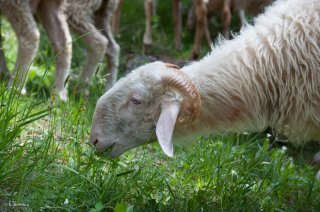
[165,63,181,70]
[161,63,201,124]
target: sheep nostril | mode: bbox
[93,138,99,146]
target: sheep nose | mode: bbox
[92,138,99,146]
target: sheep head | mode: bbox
[90,61,201,158]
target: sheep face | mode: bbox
[90,62,164,158]
[90,61,201,158]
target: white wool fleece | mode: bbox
[179,0,320,144]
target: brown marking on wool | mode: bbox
[227,93,246,122]
[227,107,242,122]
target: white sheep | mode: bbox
[90,0,320,158]
[0,0,42,96]
[0,0,119,101]
[0,0,74,100]
[65,0,120,92]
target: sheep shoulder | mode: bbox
[180,0,320,143]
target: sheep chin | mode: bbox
[108,145,123,158]
[107,143,134,158]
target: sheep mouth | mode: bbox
[97,143,116,157]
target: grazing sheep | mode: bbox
[0,0,41,95]
[1,0,119,100]
[38,0,72,101]
[90,0,320,158]
[66,0,120,92]
[0,0,72,100]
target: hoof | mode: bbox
[53,88,68,102]
[73,84,89,99]
[21,87,27,96]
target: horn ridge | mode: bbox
[161,66,201,125]
[165,63,181,70]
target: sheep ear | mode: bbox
[156,102,180,157]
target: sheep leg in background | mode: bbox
[143,0,155,50]
[238,9,249,28]
[0,43,9,81]
[221,0,231,39]
[0,17,10,81]
[144,0,182,51]
[111,0,123,37]
[203,9,211,47]
[68,11,108,91]
[0,48,9,81]
[95,0,120,91]
[186,4,195,31]
[30,0,41,14]
[0,0,40,95]
[187,0,211,54]
[313,152,320,181]
[172,0,182,50]
[191,0,208,59]
[38,0,72,102]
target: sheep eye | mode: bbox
[130,98,142,105]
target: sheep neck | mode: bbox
[170,0,320,144]
[177,53,268,143]
[176,33,320,143]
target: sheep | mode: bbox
[90,0,320,159]
[0,0,72,100]
[1,0,119,100]
[110,0,183,50]
[143,0,212,57]
[143,0,213,55]
[113,0,211,58]
[65,0,120,92]
[0,0,42,96]
[189,0,231,59]
[37,0,72,101]
[189,0,274,59]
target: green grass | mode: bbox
[1,1,320,211]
